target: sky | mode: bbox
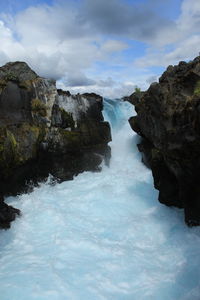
[0,0,199,98]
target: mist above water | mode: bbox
[0,99,200,300]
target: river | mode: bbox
[0,99,200,300]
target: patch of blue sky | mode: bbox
[0,0,53,15]
[152,0,183,20]
[87,38,159,79]
[87,61,126,77]
[149,66,166,76]
[164,44,178,53]
[94,37,147,67]
[85,59,161,88]
[121,39,147,61]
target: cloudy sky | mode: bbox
[0,0,199,98]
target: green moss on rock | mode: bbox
[0,123,46,179]
[4,72,18,82]
[0,79,7,93]
[0,79,7,87]
[59,128,80,140]
[0,128,20,177]
[194,80,200,96]
[31,98,47,117]
[58,128,82,150]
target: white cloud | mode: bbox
[101,40,128,52]
[58,81,135,99]
[0,0,199,98]
[0,20,26,65]
[0,2,133,92]
[57,71,156,99]
[134,0,200,68]
[135,35,200,68]
[178,0,200,33]
[0,6,94,76]
[0,2,135,98]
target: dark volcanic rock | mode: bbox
[129,56,200,226]
[0,196,20,229]
[0,62,111,228]
[123,90,144,106]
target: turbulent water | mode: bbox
[1,99,200,300]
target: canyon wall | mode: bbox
[0,62,111,228]
[129,56,200,226]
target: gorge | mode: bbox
[0,98,200,299]
[0,58,200,299]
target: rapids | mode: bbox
[0,99,200,300]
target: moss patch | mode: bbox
[58,128,82,149]
[0,79,7,87]
[31,98,47,117]
[194,80,200,96]
[0,79,7,93]
[59,128,80,140]
[4,72,18,82]
[0,123,46,179]
[0,128,20,177]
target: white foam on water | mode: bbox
[1,99,200,300]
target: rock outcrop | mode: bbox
[129,56,200,226]
[0,62,111,228]
[123,90,144,106]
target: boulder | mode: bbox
[0,195,20,229]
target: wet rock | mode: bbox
[0,196,20,229]
[129,56,200,226]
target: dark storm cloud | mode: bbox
[12,0,176,51]
[1,0,177,43]
[0,0,189,98]
[78,0,175,42]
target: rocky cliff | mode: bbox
[129,56,200,226]
[0,62,111,228]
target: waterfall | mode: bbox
[0,99,200,300]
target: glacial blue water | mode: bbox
[1,99,200,300]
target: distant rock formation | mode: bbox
[129,56,200,226]
[0,62,111,228]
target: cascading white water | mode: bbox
[1,99,200,300]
